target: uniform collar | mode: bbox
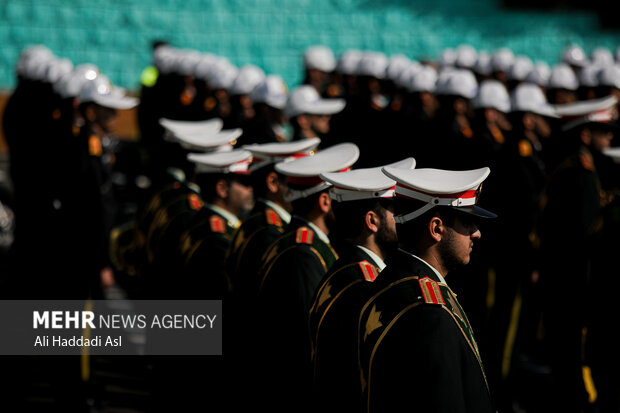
[356,245,386,271]
[403,250,448,285]
[295,216,330,245]
[262,199,292,224]
[205,203,240,227]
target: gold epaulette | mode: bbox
[187,194,203,211]
[88,135,102,157]
[518,139,533,157]
[295,227,314,244]
[210,216,226,233]
[358,260,379,282]
[265,208,283,227]
[418,277,445,305]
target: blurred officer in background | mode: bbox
[359,166,497,413]
[224,137,321,410]
[227,137,321,298]
[238,74,290,145]
[302,45,337,97]
[482,82,558,410]
[433,68,479,170]
[70,74,138,299]
[228,64,265,129]
[253,142,359,413]
[308,157,415,413]
[547,63,579,105]
[540,95,618,413]
[285,84,345,143]
[175,147,253,298]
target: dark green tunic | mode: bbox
[359,249,493,413]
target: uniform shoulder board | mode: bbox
[418,276,445,305]
[579,151,595,171]
[358,260,379,282]
[209,215,226,233]
[187,194,204,211]
[264,209,283,227]
[295,226,314,244]
[518,139,533,157]
[88,135,102,157]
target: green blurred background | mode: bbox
[0,0,619,92]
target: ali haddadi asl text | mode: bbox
[34,335,121,347]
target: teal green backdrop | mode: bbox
[0,0,618,92]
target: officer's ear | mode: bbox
[428,216,444,242]
[365,210,380,234]
[265,171,280,195]
[580,128,592,146]
[296,114,310,129]
[215,179,229,200]
[317,192,331,214]
[83,103,97,123]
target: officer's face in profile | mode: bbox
[93,105,118,134]
[308,114,332,135]
[590,128,614,152]
[376,203,398,254]
[438,214,481,272]
[227,178,254,217]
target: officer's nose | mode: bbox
[471,225,481,240]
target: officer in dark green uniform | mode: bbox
[174,147,254,299]
[358,166,497,413]
[226,137,321,298]
[131,118,230,293]
[541,95,619,413]
[253,142,359,413]
[307,157,415,413]
[223,137,322,411]
[69,73,138,299]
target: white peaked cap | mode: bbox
[598,64,620,89]
[337,49,364,75]
[554,95,619,131]
[473,80,511,113]
[54,63,100,98]
[548,63,579,90]
[562,44,588,67]
[304,45,336,72]
[579,64,603,88]
[46,58,74,85]
[436,68,478,99]
[230,64,266,96]
[171,127,242,151]
[474,51,492,76]
[357,51,389,79]
[285,85,345,118]
[490,48,515,73]
[79,74,138,110]
[603,147,620,164]
[385,54,412,82]
[188,148,253,174]
[407,65,438,93]
[510,82,558,117]
[275,143,360,202]
[507,55,534,81]
[322,157,416,202]
[455,44,478,69]
[382,166,497,223]
[159,118,224,143]
[525,61,551,87]
[250,75,289,110]
[591,47,614,67]
[244,137,321,172]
